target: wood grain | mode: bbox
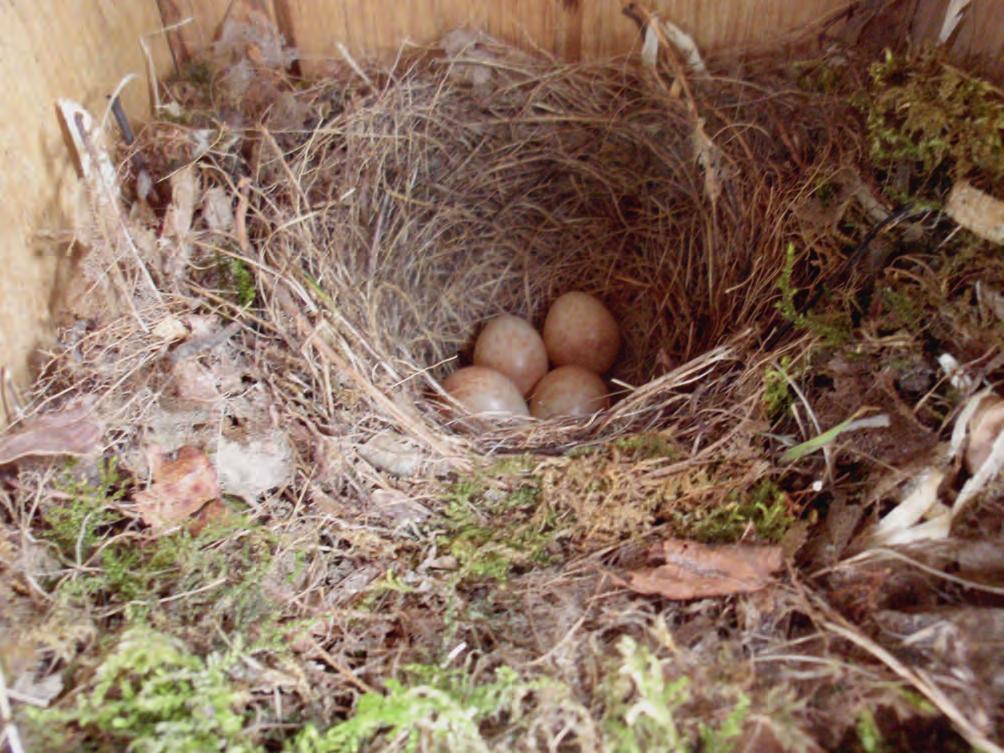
[0,0,173,396]
[912,0,1004,82]
[157,0,280,67]
[250,0,857,73]
[174,1,997,76]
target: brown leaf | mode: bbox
[622,538,783,600]
[0,400,103,465]
[946,180,1004,245]
[134,446,219,532]
[187,498,231,537]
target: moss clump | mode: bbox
[28,626,257,753]
[438,472,557,582]
[860,48,1004,198]
[601,636,751,753]
[776,244,853,346]
[42,459,127,560]
[762,358,794,422]
[673,479,794,544]
[290,664,553,753]
[41,461,276,628]
[611,432,683,460]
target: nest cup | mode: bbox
[253,38,844,452]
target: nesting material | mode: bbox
[198,34,855,456]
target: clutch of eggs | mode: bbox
[442,292,619,423]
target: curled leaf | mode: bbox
[622,538,783,600]
[781,410,889,463]
[134,446,219,532]
[0,400,103,465]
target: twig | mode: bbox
[0,665,26,753]
[311,641,376,694]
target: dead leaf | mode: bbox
[216,432,292,501]
[170,359,221,404]
[692,118,724,207]
[976,282,1004,324]
[162,165,198,242]
[134,446,219,532]
[938,0,973,44]
[152,316,189,342]
[12,668,64,706]
[161,165,199,281]
[187,498,231,537]
[370,488,431,525]
[357,432,425,477]
[622,538,783,600]
[0,400,103,465]
[946,180,1004,244]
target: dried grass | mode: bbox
[173,36,854,460]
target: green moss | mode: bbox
[879,287,926,330]
[602,636,750,753]
[46,489,275,629]
[28,626,259,753]
[776,243,852,345]
[437,472,557,582]
[612,432,682,460]
[288,663,552,753]
[862,48,1004,192]
[794,58,852,95]
[227,255,257,308]
[762,357,793,421]
[42,459,127,561]
[856,709,885,753]
[673,479,793,544]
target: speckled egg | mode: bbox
[529,365,610,419]
[542,291,620,374]
[442,366,529,419]
[473,315,548,396]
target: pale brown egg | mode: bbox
[473,315,548,396]
[542,291,620,374]
[442,366,529,419]
[965,394,1004,474]
[529,366,610,419]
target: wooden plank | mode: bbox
[0,0,174,395]
[157,0,279,67]
[912,0,1004,82]
[252,0,856,74]
[275,0,458,76]
[581,0,855,59]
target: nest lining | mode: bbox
[232,40,851,454]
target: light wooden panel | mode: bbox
[157,0,280,67]
[275,0,854,75]
[581,0,853,59]
[179,0,1004,71]
[0,1,174,393]
[912,0,1004,81]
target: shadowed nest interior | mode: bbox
[232,36,853,452]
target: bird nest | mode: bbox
[142,30,852,464]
